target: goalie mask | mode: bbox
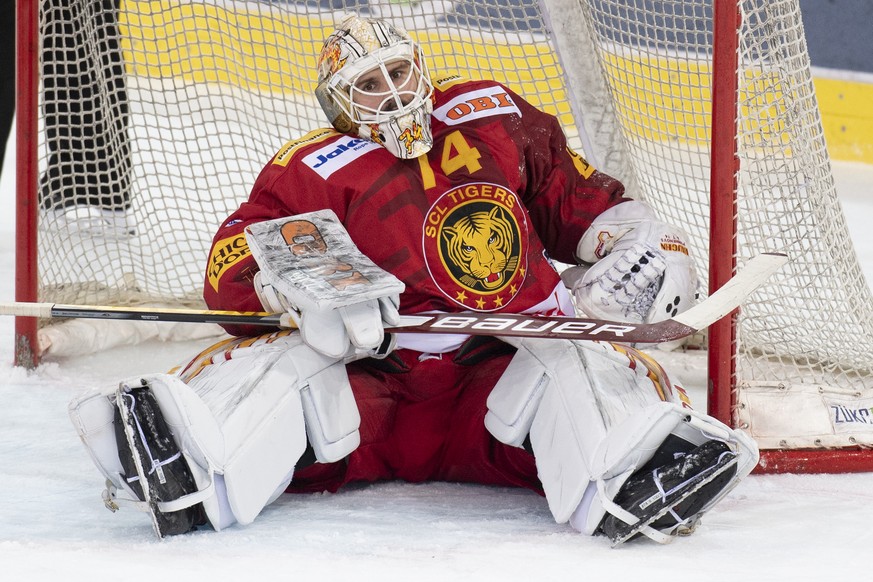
[315,16,435,159]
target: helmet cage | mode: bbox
[321,40,433,127]
[315,18,435,158]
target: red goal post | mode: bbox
[15,0,40,370]
[14,0,873,472]
[706,0,873,474]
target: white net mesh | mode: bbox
[37,0,578,307]
[32,1,873,449]
[570,0,873,392]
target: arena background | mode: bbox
[3,0,872,177]
[800,0,873,164]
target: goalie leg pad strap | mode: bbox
[69,386,143,508]
[114,383,209,537]
[570,401,703,536]
[599,438,740,545]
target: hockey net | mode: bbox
[17,0,873,471]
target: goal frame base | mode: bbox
[754,448,873,474]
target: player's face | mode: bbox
[350,59,420,117]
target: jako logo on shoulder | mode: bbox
[304,135,381,179]
[433,86,521,126]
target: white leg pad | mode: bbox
[300,362,362,463]
[569,402,700,535]
[483,345,549,447]
[571,403,759,535]
[484,338,758,530]
[69,387,140,506]
[486,339,613,523]
[70,333,362,530]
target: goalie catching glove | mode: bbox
[565,201,700,324]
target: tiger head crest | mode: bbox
[441,206,519,292]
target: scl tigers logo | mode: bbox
[423,183,528,311]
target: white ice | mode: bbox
[1,131,872,580]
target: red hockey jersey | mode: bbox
[204,74,628,342]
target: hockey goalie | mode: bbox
[69,15,757,545]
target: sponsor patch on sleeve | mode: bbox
[302,135,382,180]
[432,86,521,126]
[273,129,339,167]
[207,233,251,292]
[567,148,596,179]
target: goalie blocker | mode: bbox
[69,330,756,544]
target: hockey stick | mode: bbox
[0,253,787,344]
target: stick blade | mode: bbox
[672,252,789,331]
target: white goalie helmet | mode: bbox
[315,15,435,159]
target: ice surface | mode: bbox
[1,134,872,581]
